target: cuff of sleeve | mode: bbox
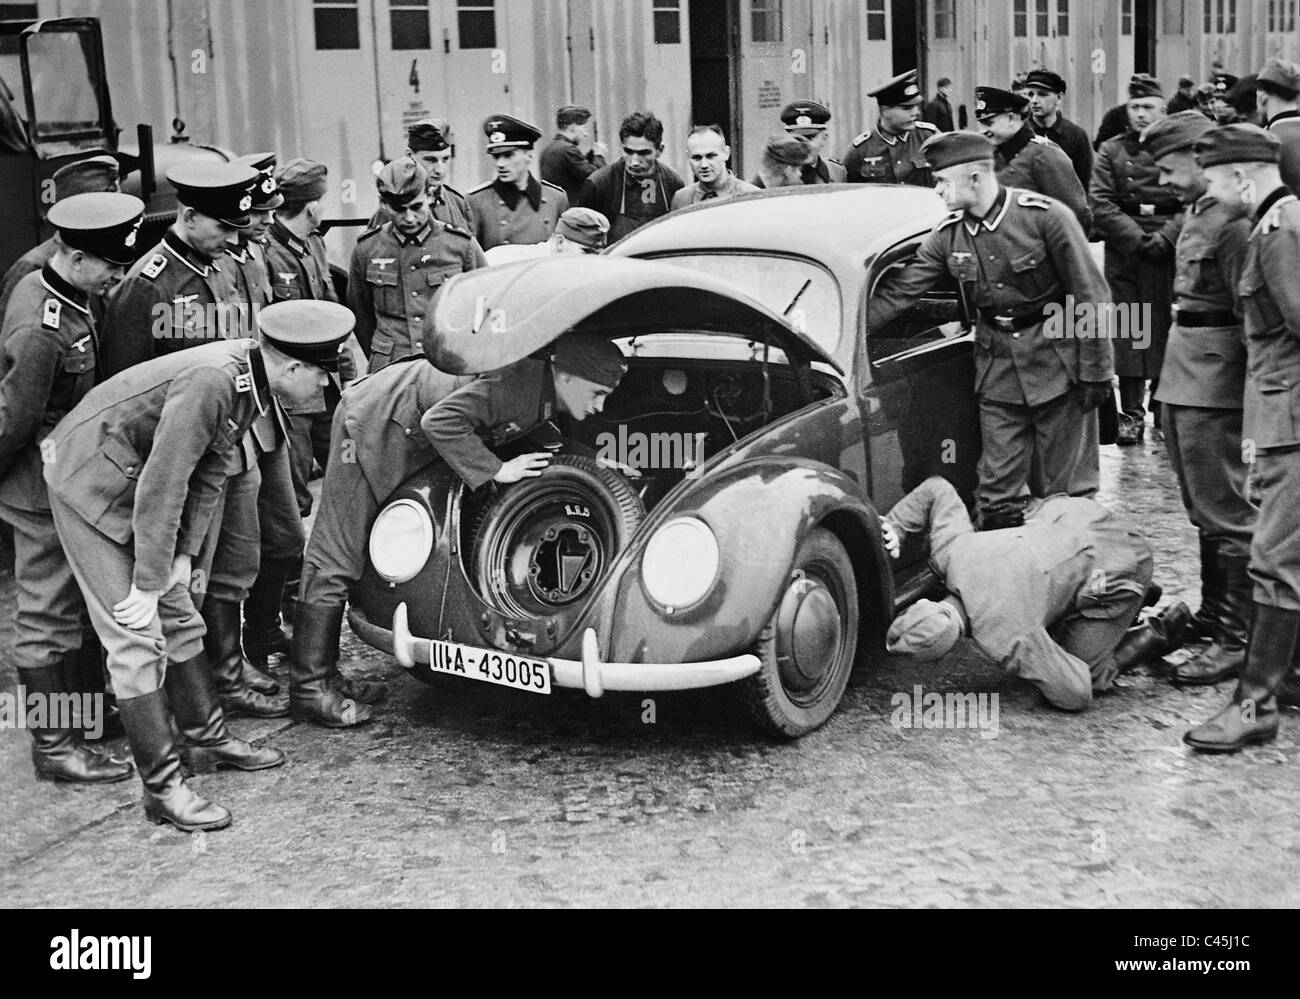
[131,565,169,593]
[460,456,504,492]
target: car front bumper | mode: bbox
[348,603,762,699]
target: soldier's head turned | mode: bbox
[870,70,924,133]
[1195,123,1283,219]
[552,207,609,254]
[921,131,997,212]
[48,191,146,295]
[233,152,284,240]
[780,100,831,154]
[1140,111,1216,202]
[257,299,353,407]
[483,114,541,187]
[974,86,1029,143]
[1257,58,1300,118]
[551,331,628,419]
[618,111,665,179]
[166,161,260,257]
[556,105,594,142]
[52,154,121,201]
[758,133,811,189]
[276,158,329,224]
[407,119,455,188]
[376,157,433,235]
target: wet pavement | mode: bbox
[3,423,1299,908]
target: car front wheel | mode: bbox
[739,527,859,738]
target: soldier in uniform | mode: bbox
[100,162,257,373]
[221,151,282,308]
[780,100,847,184]
[468,115,569,250]
[348,158,486,373]
[1257,58,1300,193]
[577,111,684,242]
[41,329,341,829]
[539,105,608,207]
[1023,69,1093,191]
[288,331,628,727]
[976,85,1090,231]
[370,120,475,231]
[0,155,121,316]
[0,192,143,784]
[1090,74,1176,444]
[1185,126,1300,752]
[1094,74,1163,150]
[843,70,939,187]
[753,134,814,189]
[671,124,758,207]
[1139,113,1257,687]
[1208,72,1242,124]
[866,132,1114,528]
[485,207,611,264]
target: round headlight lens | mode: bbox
[368,500,434,583]
[641,517,719,609]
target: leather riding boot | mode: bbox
[1114,601,1192,673]
[18,665,133,784]
[281,556,302,629]
[201,597,288,716]
[164,652,286,774]
[289,603,373,727]
[116,688,230,832]
[243,558,294,669]
[1174,551,1250,685]
[1184,537,1219,643]
[63,634,124,741]
[1184,604,1300,753]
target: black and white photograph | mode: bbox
[0,0,1295,938]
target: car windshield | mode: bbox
[645,252,841,356]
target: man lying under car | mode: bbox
[287,330,627,728]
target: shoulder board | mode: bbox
[442,184,468,200]
[1017,192,1053,209]
[141,253,168,279]
[827,156,844,166]
[852,131,872,146]
[540,179,565,194]
[936,210,964,229]
[467,180,495,195]
[1029,134,1050,145]
[355,225,385,243]
[439,222,472,239]
[1261,205,1285,234]
[914,121,940,133]
[41,298,61,330]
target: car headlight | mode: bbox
[368,499,434,584]
[641,516,719,610]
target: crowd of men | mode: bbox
[4,56,1300,834]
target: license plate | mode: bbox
[424,638,552,695]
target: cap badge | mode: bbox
[796,114,813,127]
[239,195,252,211]
[124,223,139,248]
[490,131,506,145]
[904,85,919,96]
[976,99,986,111]
[261,177,275,194]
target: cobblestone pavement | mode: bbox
[3,424,1299,908]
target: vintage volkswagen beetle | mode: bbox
[347,184,981,737]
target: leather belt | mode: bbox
[978,299,1065,332]
[1174,309,1238,328]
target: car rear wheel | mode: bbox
[469,454,645,618]
[739,527,858,738]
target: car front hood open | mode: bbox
[421,255,838,375]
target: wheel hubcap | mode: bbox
[775,572,843,695]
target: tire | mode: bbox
[738,527,859,738]
[469,453,645,618]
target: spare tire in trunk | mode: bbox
[469,454,645,618]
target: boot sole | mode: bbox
[1183,729,1278,753]
[181,750,287,774]
[145,809,233,832]
[1172,670,1240,687]
[35,767,134,785]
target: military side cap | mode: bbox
[277,158,328,203]
[52,154,120,200]
[869,70,923,107]
[257,299,353,371]
[483,114,542,152]
[781,99,831,131]
[1210,72,1238,94]
[1195,123,1281,167]
[408,118,452,152]
[885,598,964,661]
[921,130,996,171]
[167,161,259,228]
[1140,110,1215,160]
[552,332,627,389]
[764,133,812,166]
[1129,73,1164,99]
[1010,74,1028,92]
[47,191,146,267]
[975,86,1028,117]
[234,152,284,211]
[1259,57,1300,94]
[376,157,429,207]
[1024,69,1066,94]
[556,207,609,250]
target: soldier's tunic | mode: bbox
[299,357,473,607]
[0,266,101,671]
[43,341,270,697]
[221,236,272,308]
[367,184,475,232]
[867,187,1114,507]
[1268,110,1300,195]
[100,230,243,376]
[1155,195,1256,558]
[346,218,485,372]
[842,121,939,187]
[801,155,848,185]
[1238,188,1300,610]
[995,126,1091,231]
[0,237,57,318]
[468,175,568,250]
[539,133,606,206]
[886,476,1152,709]
[1030,114,1094,191]
[1089,130,1181,384]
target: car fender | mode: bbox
[599,457,894,666]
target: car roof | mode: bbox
[611,184,949,281]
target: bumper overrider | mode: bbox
[348,603,761,699]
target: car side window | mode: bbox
[865,242,971,374]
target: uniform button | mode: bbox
[996,282,1004,288]
[1012,333,1020,339]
